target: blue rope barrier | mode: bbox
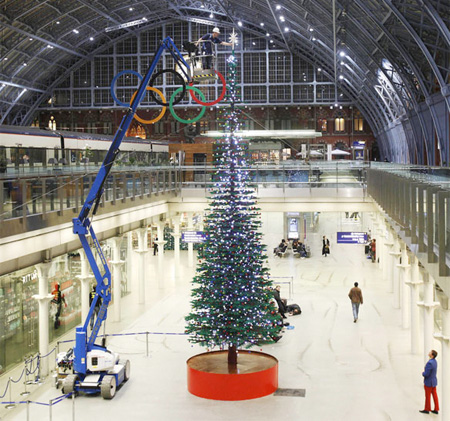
[41,347,56,359]
[26,359,39,376]
[0,393,73,407]
[10,368,25,384]
[0,379,10,399]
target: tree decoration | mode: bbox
[185,36,282,366]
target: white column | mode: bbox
[77,249,95,323]
[390,237,402,308]
[187,213,194,268]
[172,216,181,261]
[405,255,422,354]
[434,302,450,421]
[126,232,133,290]
[109,237,124,322]
[33,262,54,377]
[155,222,167,263]
[375,216,385,270]
[418,272,440,364]
[136,228,149,304]
[397,244,411,328]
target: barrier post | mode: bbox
[21,358,30,396]
[5,377,16,409]
[35,353,42,384]
[146,332,149,357]
[72,392,75,420]
[49,398,53,421]
[27,400,30,421]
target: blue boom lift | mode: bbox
[61,37,192,399]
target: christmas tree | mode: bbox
[185,32,282,365]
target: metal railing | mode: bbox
[367,168,450,277]
[0,167,180,235]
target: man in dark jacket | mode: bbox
[348,282,363,322]
[420,350,439,414]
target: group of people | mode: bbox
[272,285,302,320]
[273,239,288,257]
[292,240,308,258]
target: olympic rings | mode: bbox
[169,86,206,124]
[189,70,227,106]
[110,68,227,125]
[149,69,186,107]
[110,70,142,107]
[130,87,167,124]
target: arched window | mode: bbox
[334,117,345,132]
[354,117,364,132]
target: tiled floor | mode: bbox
[5,213,441,420]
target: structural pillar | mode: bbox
[172,216,181,261]
[389,236,402,308]
[405,255,422,354]
[33,262,54,377]
[155,222,167,263]
[434,300,450,421]
[417,272,440,364]
[136,227,149,304]
[187,213,194,268]
[397,244,411,329]
[109,237,124,322]
[77,249,95,323]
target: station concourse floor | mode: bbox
[5,214,441,421]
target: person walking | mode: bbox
[420,350,439,414]
[153,236,159,256]
[322,236,330,257]
[370,239,376,263]
[348,282,363,322]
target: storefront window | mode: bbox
[0,269,39,373]
[47,256,82,343]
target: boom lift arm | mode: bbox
[66,37,191,397]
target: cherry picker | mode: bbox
[61,37,192,399]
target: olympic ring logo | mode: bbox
[110,69,227,124]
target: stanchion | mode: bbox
[72,392,75,420]
[27,399,30,421]
[21,359,30,397]
[35,354,42,384]
[5,377,16,409]
[49,398,53,421]
[146,332,149,357]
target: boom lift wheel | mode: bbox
[123,360,131,381]
[62,374,78,394]
[101,375,117,399]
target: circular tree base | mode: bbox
[187,350,278,401]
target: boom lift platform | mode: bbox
[61,37,193,399]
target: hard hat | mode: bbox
[212,27,220,34]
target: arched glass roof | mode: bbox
[0,0,448,148]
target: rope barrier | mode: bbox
[9,368,25,384]
[1,392,73,407]
[0,379,10,399]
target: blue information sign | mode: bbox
[337,232,368,244]
[181,231,205,243]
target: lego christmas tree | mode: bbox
[185,35,282,365]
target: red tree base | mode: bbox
[187,350,278,400]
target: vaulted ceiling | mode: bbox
[0,0,449,137]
